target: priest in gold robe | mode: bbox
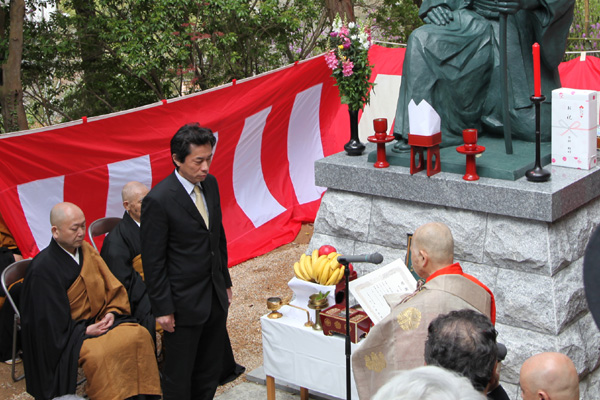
[352,222,495,399]
[20,202,161,400]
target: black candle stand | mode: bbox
[525,95,551,182]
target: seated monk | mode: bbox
[352,222,496,399]
[20,202,161,400]
[100,181,156,342]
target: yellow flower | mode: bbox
[338,44,344,50]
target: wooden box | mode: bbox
[320,304,372,343]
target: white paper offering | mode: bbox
[349,258,417,324]
[408,99,441,136]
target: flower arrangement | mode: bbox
[325,16,375,112]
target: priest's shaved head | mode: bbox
[50,202,86,254]
[520,352,579,400]
[411,222,454,279]
[121,181,149,223]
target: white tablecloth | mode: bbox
[261,306,360,399]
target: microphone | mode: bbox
[337,252,384,264]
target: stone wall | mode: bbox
[309,148,600,399]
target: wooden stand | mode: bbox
[266,375,309,400]
[408,132,442,177]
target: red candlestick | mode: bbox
[533,43,541,97]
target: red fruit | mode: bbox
[318,245,337,256]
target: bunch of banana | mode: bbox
[293,249,345,286]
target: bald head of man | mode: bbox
[50,202,86,254]
[121,181,149,223]
[520,352,579,400]
[410,222,454,279]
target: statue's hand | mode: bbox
[423,6,454,25]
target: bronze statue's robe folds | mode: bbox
[352,273,492,399]
[393,0,574,147]
[21,240,160,400]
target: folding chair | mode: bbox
[87,217,121,251]
[1,258,31,382]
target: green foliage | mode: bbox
[364,0,423,44]
[16,0,330,127]
[566,0,600,59]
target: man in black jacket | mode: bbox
[425,309,510,400]
[141,123,232,400]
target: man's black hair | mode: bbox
[424,309,498,392]
[170,123,216,167]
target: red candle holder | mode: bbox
[368,118,394,168]
[456,129,485,181]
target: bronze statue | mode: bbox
[393,0,575,151]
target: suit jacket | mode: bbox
[141,171,231,326]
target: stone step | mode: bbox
[214,366,342,400]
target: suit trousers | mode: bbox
[162,290,227,400]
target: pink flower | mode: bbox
[340,26,349,36]
[343,38,351,49]
[330,31,338,37]
[325,51,338,70]
[342,60,354,76]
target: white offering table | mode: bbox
[261,307,361,400]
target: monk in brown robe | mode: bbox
[20,202,161,400]
[352,222,495,399]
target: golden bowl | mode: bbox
[267,297,283,319]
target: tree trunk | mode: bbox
[72,0,112,116]
[325,0,355,23]
[0,0,29,133]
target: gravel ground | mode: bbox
[215,224,312,396]
[0,224,313,399]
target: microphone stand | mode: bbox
[338,259,352,400]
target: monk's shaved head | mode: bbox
[410,222,455,279]
[520,352,579,400]
[50,202,86,253]
[50,202,84,227]
[414,222,454,265]
[121,181,149,203]
[121,181,149,223]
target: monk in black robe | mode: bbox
[20,202,160,400]
[101,182,155,342]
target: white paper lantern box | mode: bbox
[551,88,598,170]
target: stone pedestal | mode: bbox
[309,144,600,398]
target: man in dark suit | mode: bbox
[141,123,232,400]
